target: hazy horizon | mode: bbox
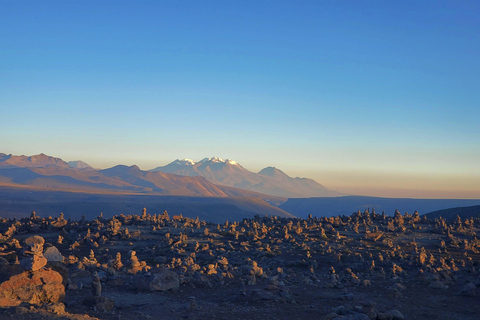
[2,1,479,199]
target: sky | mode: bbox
[1,1,479,199]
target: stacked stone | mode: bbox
[112,252,124,271]
[127,250,142,274]
[20,235,47,271]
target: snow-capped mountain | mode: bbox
[151,158,342,198]
[68,160,93,170]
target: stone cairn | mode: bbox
[91,272,102,297]
[20,235,47,271]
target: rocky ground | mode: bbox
[0,208,479,319]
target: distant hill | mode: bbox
[151,157,341,198]
[0,153,285,203]
[280,196,480,219]
[0,153,70,168]
[0,187,294,223]
[424,205,480,221]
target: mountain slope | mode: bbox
[0,166,142,192]
[0,153,70,168]
[99,165,230,196]
[257,166,339,197]
[424,205,480,221]
[151,157,341,198]
[279,196,480,219]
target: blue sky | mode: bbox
[1,1,479,198]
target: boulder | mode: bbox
[429,280,448,289]
[83,296,115,311]
[138,268,180,292]
[459,282,476,296]
[46,261,69,285]
[44,246,64,262]
[386,309,404,320]
[0,269,64,307]
[45,302,66,314]
[376,313,392,320]
[193,272,213,288]
[150,269,180,291]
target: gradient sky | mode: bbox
[1,1,479,198]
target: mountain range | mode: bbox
[0,153,339,199]
[1,153,478,222]
[0,153,296,220]
[151,157,341,198]
[0,153,281,199]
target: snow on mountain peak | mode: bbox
[199,157,238,165]
[176,159,196,165]
[68,160,93,169]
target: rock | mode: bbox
[83,296,115,311]
[324,313,340,320]
[94,296,115,311]
[43,246,64,262]
[348,315,370,320]
[393,283,406,291]
[361,280,371,286]
[251,288,281,301]
[338,292,354,301]
[14,305,29,314]
[364,309,377,320]
[46,261,68,285]
[0,269,64,307]
[429,280,448,289]
[25,236,45,253]
[188,296,197,310]
[459,282,476,296]
[107,277,125,287]
[386,309,404,320]
[250,286,294,303]
[45,302,65,314]
[333,307,370,319]
[327,313,370,320]
[147,268,180,291]
[333,306,355,315]
[66,278,79,290]
[21,235,48,272]
[376,313,393,320]
[193,272,213,288]
[425,273,440,282]
[91,272,102,297]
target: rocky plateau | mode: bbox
[0,208,478,319]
